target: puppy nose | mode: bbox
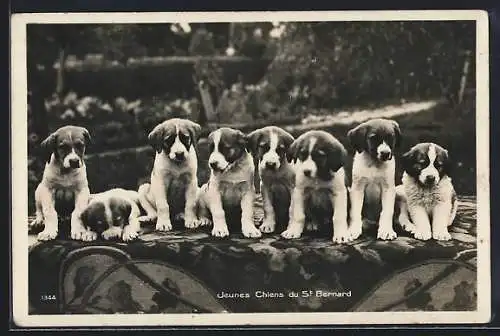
[69,158,80,168]
[380,151,391,160]
[265,162,277,169]
[174,151,185,160]
[303,169,312,177]
[209,162,218,169]
[425,175,436,184]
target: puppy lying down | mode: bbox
[80,188,143,242]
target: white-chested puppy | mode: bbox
[31,125,93,241]
[347,118,401,240]
[395,142,457,241]
[138,118,201,232]
[281,130,350,243]
[195,127,260,238]
[247,126,295,234]
[79,188,143,242]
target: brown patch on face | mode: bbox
[108,197,132,228]
[80,202,108,234]
[148,118,201,154]
[217,128,248,164]
[347,119,401,159]
[248,126,294,166]
[40,126,91,165]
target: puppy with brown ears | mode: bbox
[80,188,143,242]
[31,125,93,241]
[347,118,401,240]
[138,118,201,232]
[195,127,260,238]
[247,126,295,234]
[395,142,457,241]
[282,130,350,243]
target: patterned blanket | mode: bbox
[28,196,477,314]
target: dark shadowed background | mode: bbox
[26,21,476,214]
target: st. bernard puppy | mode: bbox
[195,127,260,238]
[79,188,143,241]
[247,126,295,234]
[281,130,350,243]
[30,125,93,241]
[395,142,457,241]
[347,118,401,240]
[138,118,201,231]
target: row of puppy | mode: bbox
[31,117,457,243]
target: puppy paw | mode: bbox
[433,230,452,241]
[37,228,58,241]
[70,226,88,241]
[332,230,352,244]
[259,219,275,233]
[102,228,121,240]
[195,217,212,227]
[122,226,140,242]
[413,228,432,241]
[80,230,98,242]
[242,225,262,238]
[281,226,303,239]
[377,227,397,240]
[138,215,156,224]
[305,222,319,231]
[211,225,229,238]
[348,221,363,240]
[399,220,416,234]
[184,216,199,229]
[155,216,172,232]
[29,217,44,230]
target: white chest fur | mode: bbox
[351,151,395,186]
[402,173,454,213]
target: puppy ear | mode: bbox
[81,127,92,145]
[287,138,300,163]
[40,132,57,163]
[327,145,347,172]
[118,201,133,219]
[391,120,401,149]
[185,120,202,143]
[442,149,453,177]
[246,129,262,155]
[347,124,368,153]
[148,124,164,153]
[236,130,249,151]
[79,207,90,228]
[281,131,295,149]
[401,149,414,172]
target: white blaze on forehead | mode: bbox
[260,131,280,169]
[170,124,188,159]
[307,137,317,156]
[105,202,113,226]
[208,129,229,170]
[427,144,437,164]
[212,129,221,152]
[295,136,317,177]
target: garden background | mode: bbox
[26,21,476,214]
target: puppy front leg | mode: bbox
[209,186,229,238]
[137,183,157,224]
[183,180,199,229]
[151,177,172,232]
[123,203,142,241]
[348,181,365,240]
[241,189,261,238]
[259,185,276,233]
[377,185,397,240]
[281,188,305,239]
[395,189,416,234]
[409,205,432,241]
[102,226,123,241]
[36,184,59,241]
[432,201,453,241]
[71,187,96,241]
[332,187,351,243]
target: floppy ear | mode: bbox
[246,129,262,155]
[327,145,347,172]
[391,120,401,149]
[40,132,57,163]
[287,138,300,163]
[281,131,295,149]
[185,120,202,143]
[401,149,414,173]
[442,149,453,177]
[347,124,368,153]
[148,124,165,153]
[79,206,90,228]
[118,201,133,220]
[236,130,249,151]
[81,127,92,146]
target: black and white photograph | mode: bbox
[11,11,490,326]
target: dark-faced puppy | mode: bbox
[395,142,457,241]
[247,126,295,233]
[31,125,93,241]
[347,118,401,241]
[281,130,350,243]
[138,118,201,232]
[195,127,259,238]
[80,188,143,241]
